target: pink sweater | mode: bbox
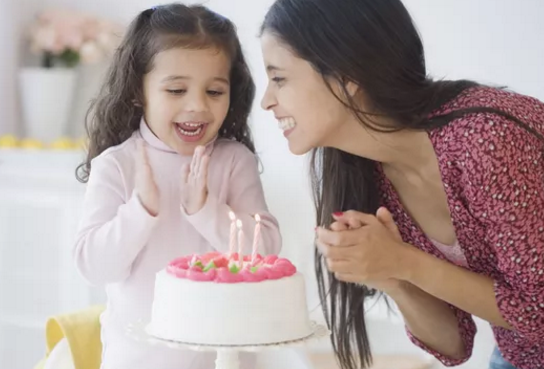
[73,121,282,369]
[379,87,544,369]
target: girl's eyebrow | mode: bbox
[160,75,230,85]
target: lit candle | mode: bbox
[236,219,244,267]
[251,214,261,262]
[228,211,237,257]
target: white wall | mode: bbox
[0,0,22,135]
[1,0,543,368]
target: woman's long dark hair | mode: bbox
[77,3,256,182]
[262,0,537,368]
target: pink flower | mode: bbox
[26,8,124,67]
[80,42,103,64]
[30,25,57,53]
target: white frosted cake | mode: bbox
[146,252,313,345]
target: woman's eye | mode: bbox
[272,77,285,84]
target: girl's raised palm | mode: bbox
[180,146,210,215]
[135,140,159,216]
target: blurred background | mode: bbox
[0,0,543,368]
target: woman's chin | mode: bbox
[287,140,313,156]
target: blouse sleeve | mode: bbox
[407,308,476,366]
[464,113,544,342]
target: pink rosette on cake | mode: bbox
[200,251,222,264]
[239,267,268,282]
[187,268,217,282]
[166,252,298,283]
[250,254,264,266]
[216,267,245,283]
[229,252,252,264]
[263,255,278,264]
[274,258,297,277]
[166,256,190,278]
[261,266,284,280]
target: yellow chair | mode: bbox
[34,305,105,369]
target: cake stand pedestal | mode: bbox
[214,349,240,369]
[127,321,330,369]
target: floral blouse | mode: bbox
[378,86,544,368]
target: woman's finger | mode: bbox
[334,272,362,284]
[325,258,353,273]
[333,210,379,227]
[330,221,348,231]
[317,227,361,247]
[315,238,356,259]
[376,207,402,241]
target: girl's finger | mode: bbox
[193,146,205,178]
[199,154,210,185]
[180,163,190,185]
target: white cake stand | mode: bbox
[127,320,330,369]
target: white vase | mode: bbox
[19,67,77,142]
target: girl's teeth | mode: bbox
[278,118,296,131]
[177,125,203,136]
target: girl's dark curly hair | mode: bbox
[77,3,256,182]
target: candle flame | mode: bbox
[236,219,243,228]
[254,214,261,222]
[229,211,236,221]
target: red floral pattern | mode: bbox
[378,87,544,368]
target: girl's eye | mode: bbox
[272,77,285,84]
[207,90,224,97]
[167,89,185,95]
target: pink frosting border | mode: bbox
[166,252,297,283]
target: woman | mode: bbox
[259,1,544,369]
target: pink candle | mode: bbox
[251,214,261,262]
[236,219,244,267]
[228,211,237,257]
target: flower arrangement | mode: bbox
[27,9,123,68]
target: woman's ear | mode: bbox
[132,99,142,107]
[344,80,359,98]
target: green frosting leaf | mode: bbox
[203,260,216,272]
[193,260,204,268]
[250,266,259,273]
[229,264,241,274]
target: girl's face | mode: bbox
[143,47,231,155]
[260,33,357,156]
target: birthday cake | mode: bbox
[146,251,314,345]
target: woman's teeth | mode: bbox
[278,117,296,131]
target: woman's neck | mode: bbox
[329,116,438,180]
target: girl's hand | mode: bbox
[180,146,210,215]
[316,208,410,288]
[135,140,159,216]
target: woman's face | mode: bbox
[260,32,357,155]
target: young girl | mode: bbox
[73,4,281,369]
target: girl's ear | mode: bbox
[132,99,142,107]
